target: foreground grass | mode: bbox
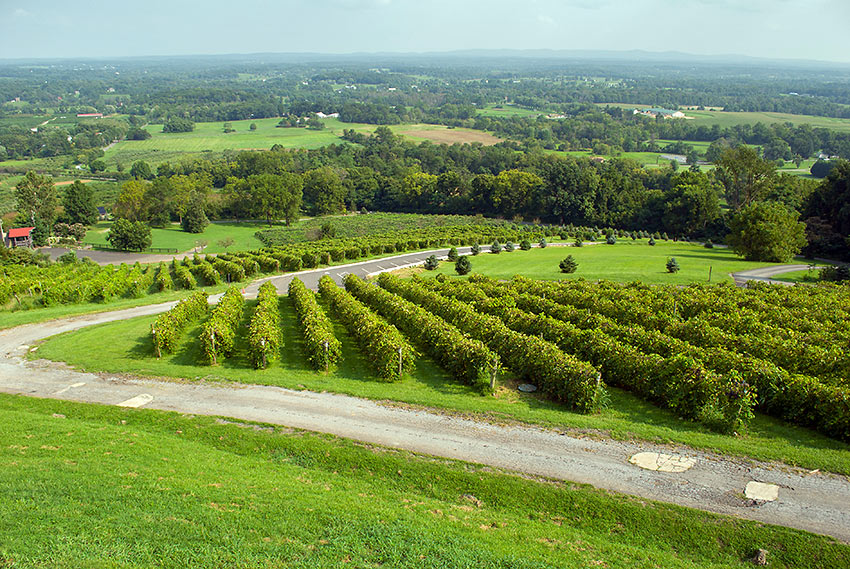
[428,241,783,285]
[1,393,847,568]
[33,296,850,475]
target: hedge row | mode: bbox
[172,260,196,290]
[150,291,209,357]
[200,287,245,365]
[154,262,172,292]
[188,258,221,286]
[318,275,415,381]
[344,274,497,392]
[289,277,341,371]
[377,274,603,413]
[247,282,282,369]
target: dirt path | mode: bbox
[731,264,817,286]
[1,292,849,541]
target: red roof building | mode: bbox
[4,226,35,248]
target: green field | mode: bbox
[597,104,850,132]
[103,118,501,170]
[84,221,269,253]
[33,295,850,475]
[427,240,784,285]
[3,394,846,568]
[478,104,544,118]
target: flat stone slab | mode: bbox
[629,452,696,473]
[517,384,537,393]
[117,394,154,408]
[745,481,779,502]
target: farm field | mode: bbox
[32,294,850,474]
[478,103,544,118]
[425,240,785,285]
[596,103,850,132]
[3,395,846,569]
[103,117,505,170]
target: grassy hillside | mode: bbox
[2,394,846,568]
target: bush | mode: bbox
[423,255,439,270]
[106,219,152,251]
[289,277,341,371]
[172,261,196,289]
[247,282,282,369]
[504,241,515,252]
[150,291,208,356]
[447,247,459,262]
[471,243,481,255]
[200,287,244,365]
[703,239,714,248]
[455,256,472,275]
[490,240,502,254]
[346,274,496,391]
[574,237,583,247]
[606,235,616,245]
[539,238,547,248]
[648,237,656,246]
[154,262,172,291]
[520,239,532,251]
[820,265,850,282]
[319,275,415,381]
[666,257,680,273]
[559,255,578,274]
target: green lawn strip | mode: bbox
[1,393,846,568]
[31,298,850,475]
[427,241,783,285]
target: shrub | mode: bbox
[648,237,656,246]
[606,235,616,245]
[504,241,515,252]
[199,287,244,365]
[539,238,547,249]
[559,255,578,274]
[666,257,680,273]
[289,277,341,371]
[520,239,532,251]
[346,274,496,391]
[319,275,415,381]
[455,256,472,276]
[471,243,481,255]
[704,239,714,249]
[574,237,583,248]
[423,255,439,270]
[151,291,208,356]
[490,240,502,254]
[447,247,459,262]
[247,282,281,369]
[154,262,172,291]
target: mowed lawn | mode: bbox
[3,395,847,568]
[34,296,850,474]
[427,240,787,285]
[85,221,269,254]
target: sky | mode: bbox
[2,0,849,63]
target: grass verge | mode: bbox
[1,393,847,568]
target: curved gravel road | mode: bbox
[1,253,849,542]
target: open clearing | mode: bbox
[397,124,503,145]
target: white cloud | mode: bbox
[14,8,31,17]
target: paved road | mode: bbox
[1,271,849,541]
[40,247,197,265]
[731,264,818,287]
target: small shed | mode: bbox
[5,226,35,248]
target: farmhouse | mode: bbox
[2,226,35,248]
[633,107,686,119]
[315,112,340,119]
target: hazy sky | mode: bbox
[2,0,849,62]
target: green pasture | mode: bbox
[478,104,544,118]
[596,103,850,132]
[84,221,268,254]
[3,394,846,568]
[427,240,786,285]
[33,295,850,475]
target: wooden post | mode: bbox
[490,358,499,393]
[261,338,267,369]
[323,341,329,372]
[708,265,712,283]
[398,346,403,378]
[210,332,216,365]
[152,327,160,359]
